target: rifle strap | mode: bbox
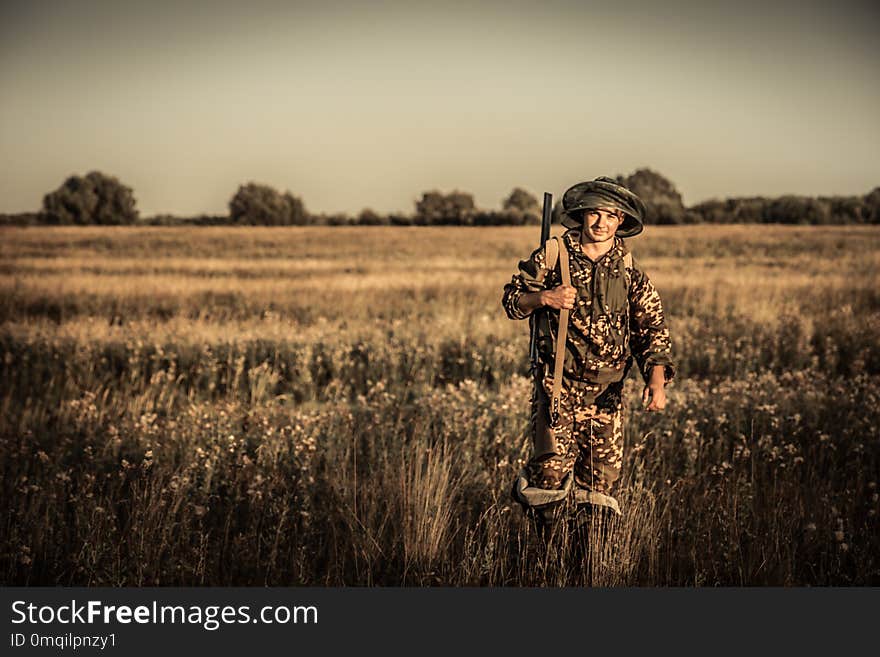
[550,236,570,424]
[543,237,559,278]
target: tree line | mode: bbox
[2,169,878,226]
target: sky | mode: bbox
[1,0,878,216]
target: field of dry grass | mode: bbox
[1,224,879,585]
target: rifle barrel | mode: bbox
[529,192,553,367]
[540,192,552,246]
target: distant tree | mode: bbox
[389,213,413,226]
[822,196,865,224]
[142,214,229,226]
[473,210,524,226]
[864,187,880,224]
[502,188,540,224]
[0,212,39,227]
[692,197,768,224]
[446,192,476,225]
[228,182,308,225]
[41,171,138,225]
[732,198,768,223]
[357,208,387,225]
[620,168,686,224]
[414,190,476,225]
[325,213,355,226]
[688,199,723,224]
[689,193,876,225]
[766,196,831,224]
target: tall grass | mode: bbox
[1,224,878,585]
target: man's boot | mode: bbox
[511,469,573,542]
[529,499,566,542]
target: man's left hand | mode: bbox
[642,382,667,411]
[642,366,667,412]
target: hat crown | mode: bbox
[561,177,646,237]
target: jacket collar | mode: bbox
[563,229,628,266]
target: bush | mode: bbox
[621,168,686,224]
[473,210,530,226]
[228,182,308,225]
[41,171,138,225]
[357,209,388,225]
[864,188,880,224]
[502,188,540,224]
[415,191,476,225]
[0,212,39,227]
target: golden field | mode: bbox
[1,224,878,585]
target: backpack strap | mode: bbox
[550,236,570,424]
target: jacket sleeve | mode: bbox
[501,245,551,320]
[628,261,675,383]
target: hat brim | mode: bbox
[561,211,643,237]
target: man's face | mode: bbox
[581,207,623,244]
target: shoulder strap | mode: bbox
[543,238,559,275]
[550,236,570,423]
[623,252,633,270]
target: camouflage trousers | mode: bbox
[525,374,625,496]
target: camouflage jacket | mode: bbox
[502,230,675,385]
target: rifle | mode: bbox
[528,193,556,457]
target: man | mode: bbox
[502,176,674,532]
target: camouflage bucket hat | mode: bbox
[561,176,646,237]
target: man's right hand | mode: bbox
[540,285,577,311]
